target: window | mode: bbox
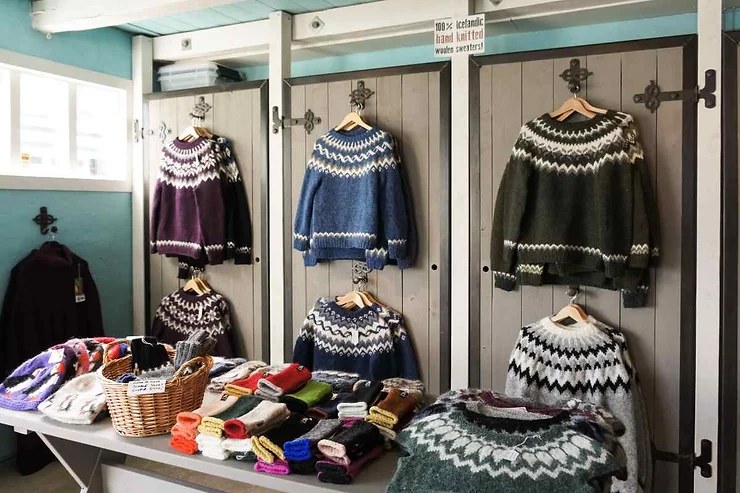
[0,54,130,188]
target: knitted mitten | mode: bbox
[284,418,342,461]
[170,436,198,455]
[317,420,383,464]
[254,458,290,475]
[174,329,216,369]
[311,371,361,393]
[256,363,312,400]
[223,401,290,439]
[258,414,318,461]
[316,445,383,484]
[288,456,320,475]
[367,388,419,427]
[208,361,267,393]
[280,380,333,413]
[337,380,383,417]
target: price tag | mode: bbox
[127,380,167,396]
[48,349,65,364]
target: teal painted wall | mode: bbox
[0,0,133,464]
[242,12,699,80]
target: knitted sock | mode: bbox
[305,408,328,420]
[368,388,419,427]
[377,378,425,404]
[170,435,198,455]
[337,381,382,416]
[222,438,252,454]
[202,448,231,461]
[254,458,290,475]
[311,371,360,393]
[284,419,342,461]
[310,392,352,419]
[288,456,319,475]
[258,414,318,461]
[227,368,267,394]
[317,421,383,464]
[280,381,333,413]
[233,451,257,463]
[209,357,247,378]
[316,445,383,484]
[256,363,312,400]
[223,401,290,439]
[208,361,267,393]
[251,436,277,463]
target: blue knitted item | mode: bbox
[293,127,416,270]
[293,299,419,381]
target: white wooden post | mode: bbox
[268,11,292,364]
[694,0,721,490]
[450,0,475,390]
[131,36,153,335]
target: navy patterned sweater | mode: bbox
[293,127,416,270]
[292,298,419,381]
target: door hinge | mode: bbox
[654,439,713,478]
[632,69,717,113]
[133,119,145,143]
[272,106,321,135]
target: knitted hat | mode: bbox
[258,414,318,461]
[311,371,361,393]
[280,380,333,413]
[170,435,198,455]
[0,347,76,411]
[288,456,320,475]
[308,391,352,419]
[51,339,91,377]
[254,458,290,475]
[208,360,267,393]
[256,363,312,400]
[227,368,267,394]
[316,445,383,484]
[367,388,419,428]
[174,329,216,369]
[317,420,383,464]
[223,401,290,439]
[38,373,106,425]
[284,418,342,461]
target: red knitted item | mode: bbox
[231,368,267,391]
[264,363,312,394]
[224,419,249,439]
[171,423,197,440]
[170,436,199,455]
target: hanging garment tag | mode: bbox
[351,329,359,345]
[127,380,167,396]
[500,449,520,462]
[74,277,86,303]
[48,348,65,364]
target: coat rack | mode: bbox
[559,59,592,94]
[33,206,58,235]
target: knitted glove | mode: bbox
[258,414,318,461]
[280,380,333,413]
[311,371,361,393]
[254,458,290,475]
[256,363,312,400]
[284,418,342,461]
[316,445,383,484]
[317,420,383,464]
[223,401,290,439]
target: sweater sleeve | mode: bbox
[395,164,417,269]
[293,166,322,252]
[213,298,236,358]
[379,143,410,261]
[193,144,226,265]
[149,181,163,254]
[292,309,316,370]
[389,314,419,380]
[218,138,253,265]
[491,139,531,291]
[81,261,105,338]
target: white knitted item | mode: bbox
[256,379,283,400]
[38,374,106,425]
[336,402,367,413]
[202,449,230,461]
[208,361,267,393]
[237,401,290,435]
[221,438,253,453]
[338,409,367,419]
[316,439,350,465]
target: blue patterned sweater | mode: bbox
[292,298,419,381]
[293,127,416,269]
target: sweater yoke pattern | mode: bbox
[159,139,221,189]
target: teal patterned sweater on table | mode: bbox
[293,126,416,270]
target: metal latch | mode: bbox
[272,107,321,134]
[633,69,717,113]
[653,439,713,478]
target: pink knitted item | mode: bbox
[254,458,290,475]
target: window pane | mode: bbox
[77,84,126,180]
[0,69,8,168]
[19,73,69,175]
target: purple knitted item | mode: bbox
[316,445,383,484]
[254,458,290,475]
[0,347,75,411]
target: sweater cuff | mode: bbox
[622,288,647,308]
[206,248,225,265]
[387,240,407,261]
[293,234,310,251]
[234,248,252,265]
[493,271,517,291]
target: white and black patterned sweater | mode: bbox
[491,111,659,307]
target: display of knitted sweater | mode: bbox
[151,288,236,357]
[293,298,419,381]
[38,373,106,425]
[388,406,621,493]
[505,316,650,493]
[490,111,659,308]
[150,135,252,270]
[293,126,416,270]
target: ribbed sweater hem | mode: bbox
[514,249,630,278]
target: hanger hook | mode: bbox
[566,285,580,305]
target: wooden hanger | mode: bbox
[551,303,588,324]
[360,291,386,308]
[336,290,367,310]
[577,97,607,115]
[550,96,597,122]
[195,277,211,294]
[183,277,205,295]
[178,124,213,142]
[334,109,372,132]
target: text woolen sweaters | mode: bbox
[293,127,415,269]
[292,299,419,381]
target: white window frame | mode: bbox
[0,48,133,192]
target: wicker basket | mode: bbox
[97,339,213,437]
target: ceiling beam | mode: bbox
[31,0,238,33]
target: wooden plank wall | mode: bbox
[287,70,445,395]
[475,47,684,491]
[146,88,266,361]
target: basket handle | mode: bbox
[172,355,213,379]
[102,338,132,365]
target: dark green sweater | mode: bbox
[491,111,659,307]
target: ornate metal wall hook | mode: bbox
[190,96,212,120]
[149,121,172,143]
[33,206,58,236]
[350,81,374,110]
[352,262,371,291]
[633,80,681,113]
[559,59,592,94]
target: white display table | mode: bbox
[0,408,399,493]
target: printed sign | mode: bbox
[434,14,485,57]
[128,379,167,396]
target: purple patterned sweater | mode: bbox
[0,347,76,411]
